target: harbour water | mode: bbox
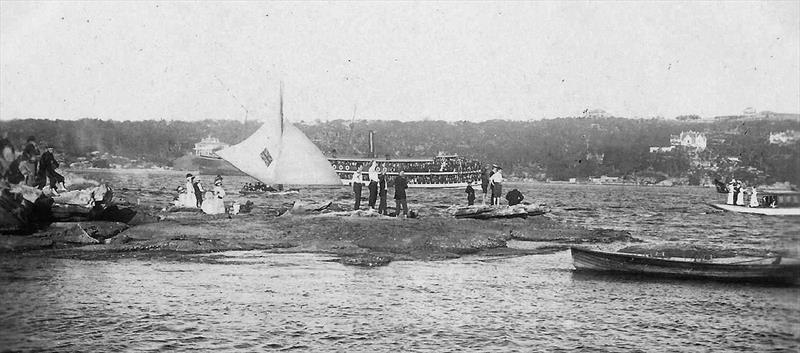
[1,170,798,351]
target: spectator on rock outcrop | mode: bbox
[351,165,365,210]
[378,169,388,215]
[465,181,475,206]
[367,160,379,209]
[394,171,409,218]
[489,165,503,206]
[39,144,66,193]
[481,164,492,205]
[506,189,524,206]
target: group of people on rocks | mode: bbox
[175,174,231,214]
[351,160,408,217]
[350,161,526,217]
[474,164,516,206]
[0,134,67,194]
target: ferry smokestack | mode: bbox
[369,130,375,158]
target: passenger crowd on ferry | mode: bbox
[331,157,482,174]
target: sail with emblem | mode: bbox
[215,89,341,186]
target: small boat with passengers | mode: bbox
[570,247,800,284]
[707,190,800,216]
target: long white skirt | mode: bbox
[202,197,226,214]
[174,193,197,208]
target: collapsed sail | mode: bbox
[216,119,341,186]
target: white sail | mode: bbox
[216,118,341,186]
[215,117,282,184]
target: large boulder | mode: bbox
[76,221,129,242]
[38,222,100,244]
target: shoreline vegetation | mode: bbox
[1,116,798,187]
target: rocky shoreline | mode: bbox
[3,185,791,267]
[1,193,644,266]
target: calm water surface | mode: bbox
[1,170,798,352]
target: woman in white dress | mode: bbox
[749,187,760,208]
[726,180,735,205]
[202,175,227,214]
[174,173,198,208]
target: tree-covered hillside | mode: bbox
[1,117,798,185]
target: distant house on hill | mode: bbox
[194,136,229,158]
[769,130,800,145]
[649,146,676,153]
[582,109,609,118]
[669,131,707,151]
[589,175,621,184]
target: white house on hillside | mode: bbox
[194,136,229,158]
[669,131,707,151]
[769,130,800,145]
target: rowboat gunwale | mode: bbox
[570,247,800,284]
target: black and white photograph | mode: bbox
[1,1,799,351]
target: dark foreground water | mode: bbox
[1,170,799,351]
[2,252,798,352]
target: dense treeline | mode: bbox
[1,117,798,185]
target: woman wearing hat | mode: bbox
[201,175,227,214]
[173,173,197,208]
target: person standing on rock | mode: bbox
[351,165,365,210]
[394,171,409,218]
[489,165,503,206]
[18,154,38,187]
[39,144,66,193]
[367,160,379,209]
[481,165,492,205]
[192,176,205,208]
[0,132,16,181]
[378,169,388,215]
[465,181,476,206]
[21,136,44,188]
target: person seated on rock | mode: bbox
[202,176,227,215]
[505,189,524,206]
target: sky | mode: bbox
[1,1,799,123]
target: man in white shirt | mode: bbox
[489,165,503,206]
[367,160,379,209]
[352,165,365,210]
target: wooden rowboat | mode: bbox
[707,190,800,216]
[570,247,800,285]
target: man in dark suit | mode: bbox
[394,171,409,218]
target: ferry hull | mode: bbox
[707,203,800,216]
